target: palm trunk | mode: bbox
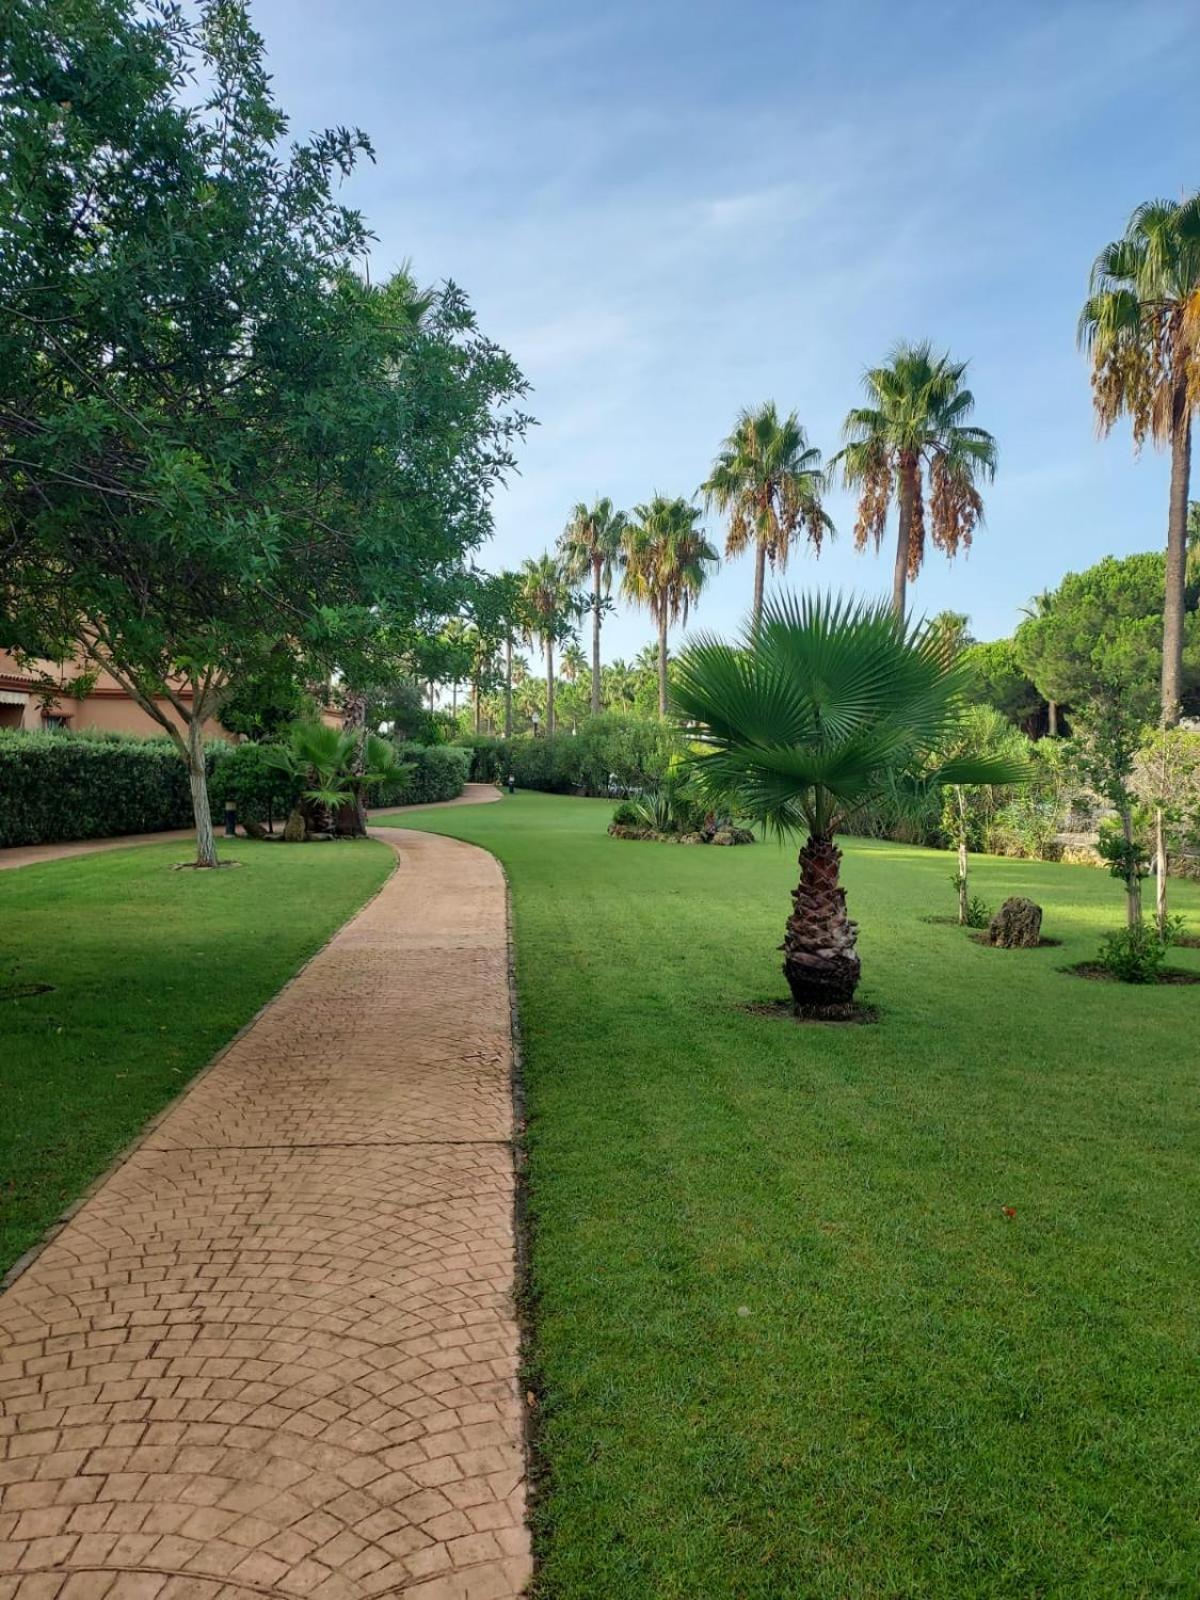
[1047,700,1059,738]
[1161,397,1190,726]
[339,687,369,837]
[893,460,916,616]
[657,610,669,717]
[782,834,861,1009]
[186,714,219,868]
[546,639,555,736]
[591,557,603,716]
[752,540,767,633]
[955,787,969,925]
[504,637,513,737]
[473,681,482,735]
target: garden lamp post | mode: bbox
[531,710,540,738]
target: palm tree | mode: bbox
[673,595,1026,1009]
[835,341,997,616]
[620,497,720,715]
[1080,196,1200,726]
[560,641,587,684]
[520,554,575,736]
[603,658,636,711]
[702,402,832,629]
[559,498,627,715]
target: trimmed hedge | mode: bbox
[0,730,199,847]
[375,743,471,807]
[460,714,682,795]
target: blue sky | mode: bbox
[252,0,1200,660]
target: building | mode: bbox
[0,650,230,739]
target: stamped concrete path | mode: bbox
[0,824,530,1599]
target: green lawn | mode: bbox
[0,836,392,1275]
[378,792,1200,1600]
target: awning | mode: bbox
[0,690,29,706]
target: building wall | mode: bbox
[0,652,230,741]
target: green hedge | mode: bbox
[461,715,682,795]
[0,729,200,847]
[375,743,471,807]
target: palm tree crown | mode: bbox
[558,497,628,716]
[702,402,832,628]
[520,554,575,736]
[620,496,719,715]
[1079,194,1200,724]
[834,340,997,616]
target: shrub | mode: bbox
[611,799,641,827]
[458,714,683,796]
[207,741,295,827]
[375,743,470,806]
[1097,922,1167,984]
[0,728,203,846]
[965,894,993,930]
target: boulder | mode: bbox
[242,818,268,840]
[988,896,1042,948]
[282,808,307,843]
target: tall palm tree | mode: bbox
[701,402,833,629]
[559,497,628,716]
[620,496,720,715]
[603,658,636,711]
[834,341,997,616]
[520,554,575,736]
[560,641,587,684]
[1080,195,1200,726]
[673,595,1027,1010]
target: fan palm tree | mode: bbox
[834,341,997,616]
[620,497,720,715]
[603,658,636,711]
[1079,195,1200,726]
[702,402,833,629]
[520,554,575,736]
[559,497,628,715]
[672,594,1027,1010]
[560,641,587,684]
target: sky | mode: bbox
[250,0,1200,662]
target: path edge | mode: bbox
[0,838,401,1294]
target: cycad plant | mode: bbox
[673,595,1026,1010]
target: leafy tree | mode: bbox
[673,595,1025,1009]
[960,638,1045,732]
[1080,196,1200,723]
[1069,681,1150,927]
[1014,552,1200,727]
[0,0,528,865]
[558,498,627,715]
[933,706,1030,923]
[520,555,575,735]
[701,403,832,630]
[834,341,997,615]
[1133,725,1200,936]
[218,648,315,741]
[621,497,719,715]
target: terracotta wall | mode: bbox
[0,652,230,741]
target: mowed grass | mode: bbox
[378,792,1200,1599]
[0,837,392,1274]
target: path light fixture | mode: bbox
[531,711,540,738]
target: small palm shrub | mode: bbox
[1098,922,1168,984]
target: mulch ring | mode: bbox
[1064,962,1200,986]
[740,999,881,1025]
[969,933,1062,949]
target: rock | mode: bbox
[242,818,267,840]
[282,808,307,843]
[711,829,736,846]
[677,832,705,845]
[988,896,1042,947]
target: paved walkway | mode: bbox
[0,787,499,872]
[0,826,529,1599]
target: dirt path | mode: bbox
[0,826,529,1599]
[0,785,500,872]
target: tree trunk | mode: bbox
[657,610,669,717]
[451,680,458,718]
[782,834,861,1008]
[955,787,969,925]
[546,639,555,736]
[1047,700,1058,738]
[1161,396,1191,726]
[504,637,513,737]
[339,687,368,837]
[1155,804,1169,939]
[473,681,482,735]
[893,460,916,616]
[1120,803,1142,927]
[591,556,603,716]
[186,715,219,868]
[752,540,767,633]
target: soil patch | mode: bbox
[740,998,881,1025]
[1064,962,1200,986]
[969,932,1062,949]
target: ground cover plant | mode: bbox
[0,837,391,1274]
[378,791,1200,1599]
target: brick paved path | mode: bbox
[0,827,529,1599]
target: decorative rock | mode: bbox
[282,807,307,843]
[242,817,268,840]
[988,896,1042,947]
[711,828,737,846]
